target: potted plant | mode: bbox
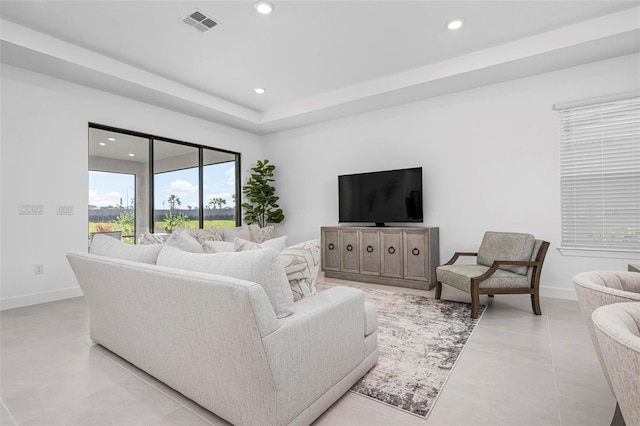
[241,159,285,228]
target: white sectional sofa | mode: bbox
[67,250,378,426]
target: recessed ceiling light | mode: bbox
[447,18,464,30]
[254,88,266,94]
[128,153,135,157]
[99,142,106,146]
[107,137,116,141]
[254,0,274,15]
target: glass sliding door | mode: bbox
[203,148,238,229]
[89,123,241,242]
[88,128,150,244]
[153,141,200,233]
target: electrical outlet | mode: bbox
[34,264,44,275]
[19,204,44,215]
[57,205,74,215]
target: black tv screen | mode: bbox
[338,167,423,226]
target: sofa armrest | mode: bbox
[261,286,368,423]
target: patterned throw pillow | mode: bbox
[248,225,274,243]
[233,236,288,252]
[139,232,165,245]
[234,238,318,300]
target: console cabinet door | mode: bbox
[403,229,429,282]
[381,229,403,279]
[340,229,360,273]
[359,230,380,276]
[321,228,339,272]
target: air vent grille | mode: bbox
[181,9,219,33]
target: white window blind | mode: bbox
[558,94,640,252]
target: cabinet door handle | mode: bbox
[328,243,335,250]
[412,248,420,256]
[388,247,396,254]
[366,245,373,253]
[346,244,353,252]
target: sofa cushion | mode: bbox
[89,234,163,264]
[157,245,294,318]
[477,231,535,276]
[234,236,288,252]
[165,230,204,253]
[172,227,223,247]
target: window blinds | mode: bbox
[559,95,640,251]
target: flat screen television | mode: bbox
[338,167,423,226]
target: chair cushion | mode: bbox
[477,231,535,275]
[436,264,530,294]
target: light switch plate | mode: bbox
[57,205,74,215]
[18,204,44,215]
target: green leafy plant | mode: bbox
[164,211,190,232]
[241,159,285,228]
[113,210,134,237]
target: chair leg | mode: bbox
[531,292,542,315]
[470,286,479,319]
[435,281,442,300]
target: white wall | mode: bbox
[263,53,640,300]
[0,64,263,309]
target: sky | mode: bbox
[89,163,236,209]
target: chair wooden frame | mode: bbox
[436,241,550,319]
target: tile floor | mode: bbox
[1,276,614,426]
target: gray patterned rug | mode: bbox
[318,282,485,418]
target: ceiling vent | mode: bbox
[181,9,219,33]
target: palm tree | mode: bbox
[213,197,226,210]
[167,194,181,212]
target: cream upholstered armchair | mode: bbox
[435,231,550,319]
[573,271,640,425]
[592,302,640,426]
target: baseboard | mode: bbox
[1,286,84,311]
[540,285,577,301]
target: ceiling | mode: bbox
[2,1,639,134]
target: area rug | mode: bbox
[317,282,485,418]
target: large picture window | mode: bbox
[88,124,240,243]
[556,93,640,253]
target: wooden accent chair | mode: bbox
[435,231,550,319]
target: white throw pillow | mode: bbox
[90,234,163,264]
[157,245,294,318]
[233,236,288,252]
[204,241,235,253]
[165,230,204,253]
